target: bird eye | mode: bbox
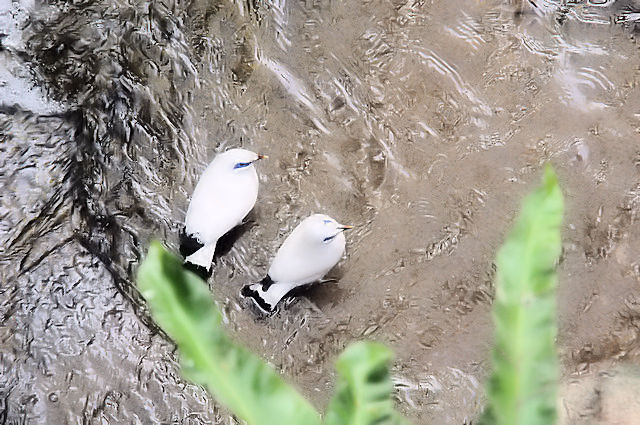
[323,219,332,224]
[234,162,251,169]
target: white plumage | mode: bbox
[242,214,352,312]
[184,148,265,270]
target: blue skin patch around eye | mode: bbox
[323,234,336,242]
[234,162,252,169]
[323,219,332,224]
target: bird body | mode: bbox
[243,214,351,312]
[184,148,264,270]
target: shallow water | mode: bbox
[2,0,640,424]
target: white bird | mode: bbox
[242,214,352,313]
[183,148,266,270]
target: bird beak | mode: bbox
[256,154,268,161]
[338,225,354,231]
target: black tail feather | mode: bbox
[241,280,275,314]
[183,261,212,280]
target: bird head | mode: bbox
[222,148,267,171]
[304,214,353,245]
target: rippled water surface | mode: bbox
[3,0,640,423]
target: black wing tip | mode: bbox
[259,274,274,290]
[240,283,255,298]
[179,229,204,258]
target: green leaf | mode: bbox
[137,241,322,425]
[324,341,411,425]
[485,165,564,425]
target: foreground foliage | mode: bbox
[137,241,408,425]
[325,342,410,425]
[482,165,564,425]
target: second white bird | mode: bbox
[242,214,352,312]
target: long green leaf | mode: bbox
[484,165,564,425]
[324,342,411,425]
[137,241,322,425]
